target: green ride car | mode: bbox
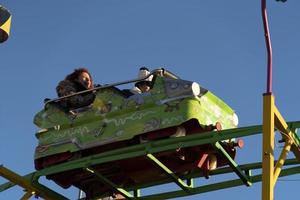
[33,68,240,198]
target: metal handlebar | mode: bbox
[45,68,179,106]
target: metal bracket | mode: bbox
[146,153,192,193]
[213,141,252,186]
[85,167,133,199]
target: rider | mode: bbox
[56,68,96,111]
[130,67,153,94]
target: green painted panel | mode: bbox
[34,74,237,159]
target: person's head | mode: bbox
[65,68,93,89]
[135,67,153,93]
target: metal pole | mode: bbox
[261,1,274,199]
[262,94,275,200]
[261,0,273,94]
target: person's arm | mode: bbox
[56,80,95,109]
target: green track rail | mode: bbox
[1,121,300,199]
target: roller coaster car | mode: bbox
[33,69,241,199]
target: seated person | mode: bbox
[130,67,153,94]
[56,68,96,111]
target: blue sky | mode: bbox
[1,1,300,199]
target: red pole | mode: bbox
[261,0,273,94]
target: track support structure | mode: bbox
[1,121,300,199]
[214,141,252,186]
[262,94,300,200]
[0,165,68,200]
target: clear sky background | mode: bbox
[1,1,300,199]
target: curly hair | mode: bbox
[65,68,93,85]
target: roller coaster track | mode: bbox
[1,121,300,199]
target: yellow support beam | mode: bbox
[0,165,68,200]
[262,93,275,200]
[262,93,300,200]
[291,145,300,162]
[273,140,292,184]
[20,192,33,200]
[274,106,300,161]
[0,165,38,195]
[272,102,294,185]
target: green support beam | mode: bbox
[34,121,300,179]
[1,121,300,199]
[146,153,192,193]
[288,127,300,162]
[186,178,194,188]
[125,159,299,192]
[34,124,267,178]
[137,165,300,200]
[134,189,141,197]
[85,167,133,199]
[213,141,252,186]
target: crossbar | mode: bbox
[85,167,133,199]
[146,153,192,192]
[0,165,68,200]
[214,141,252,186]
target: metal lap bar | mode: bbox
[85,167,133,199]
[146,153,192,193]
[213,142,252,186]
[0,165,68,200]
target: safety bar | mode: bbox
[44,68,179,106]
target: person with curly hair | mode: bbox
[56,68,96,111]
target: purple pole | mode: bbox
[261,0,273,94]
